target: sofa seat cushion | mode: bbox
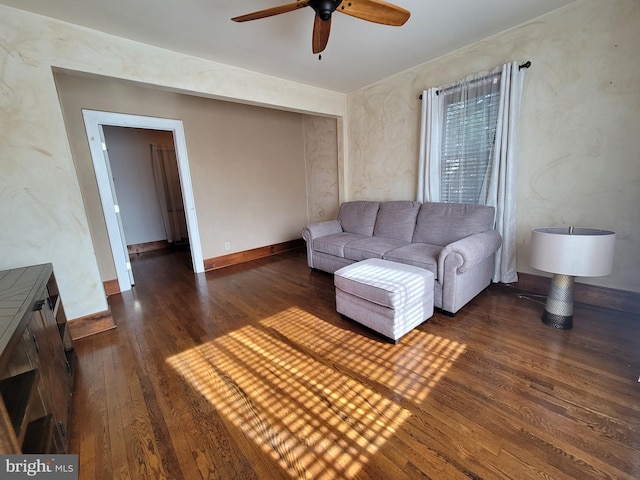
[343,237,409,262]
[314,233,367,257]
[382,243,442,279]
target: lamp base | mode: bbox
[542,274,574,329]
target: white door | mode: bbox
[99,128,135,285]
[83,120,134,292]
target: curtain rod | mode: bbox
[418,61,531,100]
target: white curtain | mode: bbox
[150,144,188,243]
[417,61,527,283]
[417,87,443,203]
[484,62,526,283]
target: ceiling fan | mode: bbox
[232,0,411,54]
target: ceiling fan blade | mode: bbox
[336,0,410,26]
[312,14,332,53]
[232,1,310,22]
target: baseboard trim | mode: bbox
[128,240,170,254]
[103,279,120,297]
[204,239,305,271]
[511,272,640,315]
[68,309,117,340]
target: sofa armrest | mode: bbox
[302,220,343,242]
[302,220,343,269]
[437,230,502,276]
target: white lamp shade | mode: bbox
[530,227,616,277]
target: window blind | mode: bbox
[440,85,501,204]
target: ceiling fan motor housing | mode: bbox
[309,0,343,21]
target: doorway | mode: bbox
[102,126,189,253]
[83,110,204,293]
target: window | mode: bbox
[440,77,501,204]
[418,62,528,283]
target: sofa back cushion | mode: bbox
[338,201,381,236]
[413,202,495,246]
[373,201,421,242]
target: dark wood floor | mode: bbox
[69,247,640,479]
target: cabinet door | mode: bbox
[0,325,52,454]
[31,289,72,452]
[15,327,48,424]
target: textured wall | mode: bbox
[0,5,346,319]
[347,0,640,292]
[303,115,340,223]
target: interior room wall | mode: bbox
[55,71,337,283]
[346,0,640,293]
[0,5,345,320]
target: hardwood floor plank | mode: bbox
[67,248,640,479]
[72,335,98,480]
[102,333,132,480]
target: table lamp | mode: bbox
[530,227,616,329]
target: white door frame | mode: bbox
[83,110,204,293]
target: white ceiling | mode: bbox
[0,0,576,92]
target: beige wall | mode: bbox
[303,116,340,224]
[0,5,345,320]
[347,0,640,293]
[55,71,329,282]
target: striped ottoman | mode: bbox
[334,258,434,343]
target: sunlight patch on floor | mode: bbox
[167,307,466,479]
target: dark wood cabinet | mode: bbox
[0,264,76,453]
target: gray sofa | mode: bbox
[302,200,502,314]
